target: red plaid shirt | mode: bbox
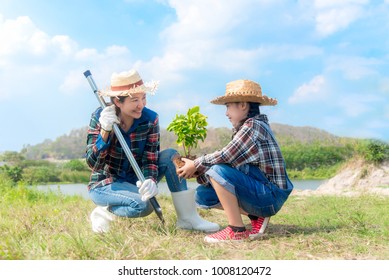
[194,114,288,189]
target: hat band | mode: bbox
[110,80,144,91]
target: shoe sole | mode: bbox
[204,237,247,243]
[177,221,220,233]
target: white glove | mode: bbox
[99,105,119,131]
[136,179,158,201]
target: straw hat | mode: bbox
[211,79,277,106]
[99,69,158,97]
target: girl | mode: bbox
[178,79,294,243]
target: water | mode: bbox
[34,179,326,200]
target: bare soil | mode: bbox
[293,159,389,197]
[172,154,199,177]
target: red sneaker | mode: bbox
[204,226,249,243]
[249,217,270,240]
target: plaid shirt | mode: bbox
[194,114,288,189]
[86,106,160,190]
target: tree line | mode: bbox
[1,125,388,184]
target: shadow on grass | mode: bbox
[262,223,340,239]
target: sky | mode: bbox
[1,0,389,152]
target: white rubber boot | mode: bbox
[171,189,220,233]
[90,206,116,233]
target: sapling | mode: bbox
[167,106,208,170]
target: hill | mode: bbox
[315,159,389,196]
[19,123,342,160]
[271,123,341,145]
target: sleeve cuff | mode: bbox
[194,156,208,174]
[95,134,110,151]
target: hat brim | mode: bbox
[210,94,277,106]
[99,81,159,97]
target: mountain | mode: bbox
[20,123,342,160]
[271,123,340,145]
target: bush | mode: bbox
[0,173,14,189]
[282,143,354,171]
[22,166,60,184]
[62,159,89,172]
[60,170,90,183]
[357,139,389,163]
[0,164,23,183]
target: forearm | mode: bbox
[86,126,111,169]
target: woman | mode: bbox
[86,69,219,233]
[178,79,294,243]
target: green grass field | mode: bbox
[1,182,388,260]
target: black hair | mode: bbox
[232,102,261,137]
[247,102,260,119]
[110,96,128,116]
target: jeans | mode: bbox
[88,148,187,217]
[195,163,293,217]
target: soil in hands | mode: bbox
[172,154,199,177]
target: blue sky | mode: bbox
[1,0,389,152]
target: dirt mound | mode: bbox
[293,159,389,196]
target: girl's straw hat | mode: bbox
[99,69,158,97]
[211,79,277,106]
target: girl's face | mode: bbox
[116,92,147,120]
[225,102,249,129]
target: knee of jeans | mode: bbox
[195,185,220,209]
[161,148,179,160]
[137,201,154,217]
[209,164,224,173]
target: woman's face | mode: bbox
[116,92,146,120]
[225,102,249,129]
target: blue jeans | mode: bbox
[195,164,293,217]
[88,148,187,217]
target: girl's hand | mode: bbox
[177,158,197,179]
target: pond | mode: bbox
[34,179,326,200]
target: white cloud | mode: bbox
[310,0,369,37]
[326,56,380,80]
[288,75,327,104]
[337,94,379,117]
[51,35,78,56]
[314,0,368,9]
[0,14,136,100]
[75,48,99,60]
[144,0,323,83]
[147,0,251,80]
[0,16,78,57]
[0,16,41,55]
[60,46,133,94]
[60,69,87,93]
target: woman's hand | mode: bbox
[99,105,119,132]
[136,179,158,201]
[177,158,197,179]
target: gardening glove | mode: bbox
[99,105,119,132]
[136,179,158,201]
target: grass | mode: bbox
[1,183,388,260]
